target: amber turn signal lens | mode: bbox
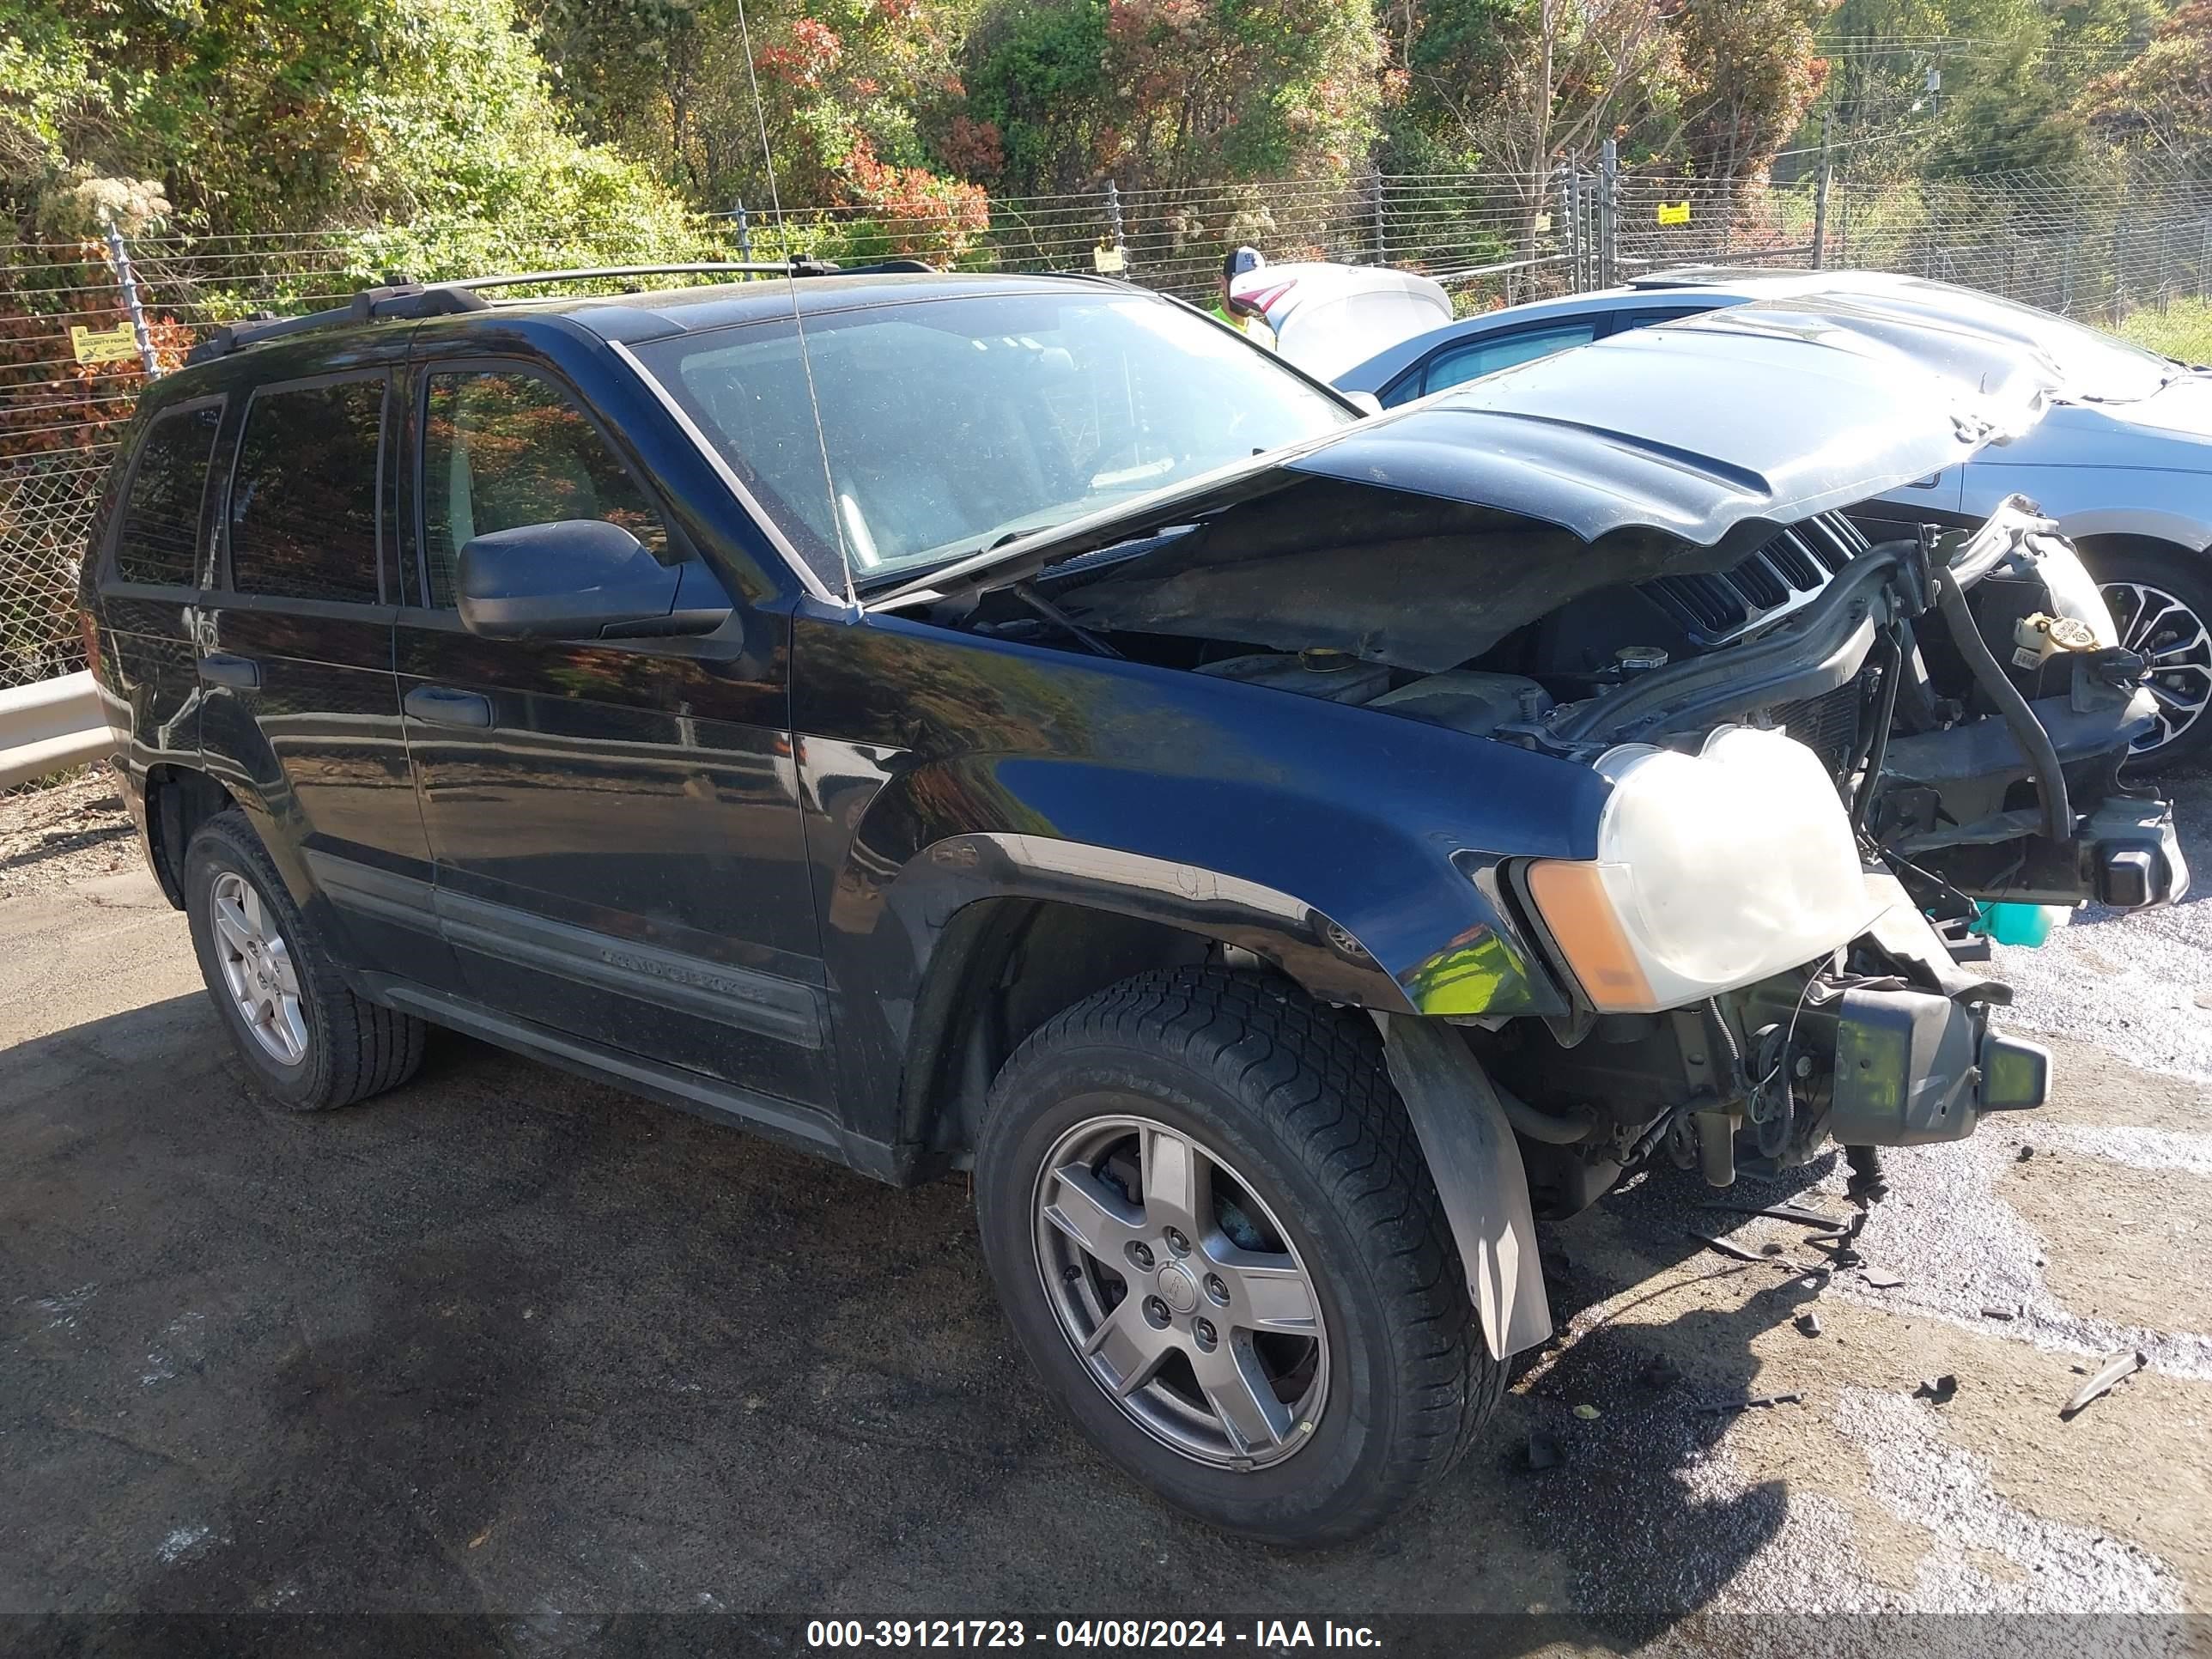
[1524,860,1658,1012]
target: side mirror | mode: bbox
[1342,389,1384,417]
[456,520,731,640]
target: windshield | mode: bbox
[634,289,1356,588]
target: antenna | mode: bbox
[732,0,860,610]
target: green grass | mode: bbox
[2117,296,2212,364]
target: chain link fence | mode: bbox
[6,154,2211,763]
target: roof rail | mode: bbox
[182,257,940,364]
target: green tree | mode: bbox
[2086,0,2212,162]
[959,0,1390,194]
[1673,0,1830,183]
[0,0,701,270]
[526,0,991,259]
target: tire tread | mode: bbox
[994,966,1504,1534]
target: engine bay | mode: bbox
[941,495,2174,918]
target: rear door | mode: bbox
[392,352,830,1115]
[94,397,226,788]
[198,362,452,984]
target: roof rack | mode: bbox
[184,258,939,364]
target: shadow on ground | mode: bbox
[2,991,1838,1650]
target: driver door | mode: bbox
[394,356,831,1110]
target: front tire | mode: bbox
[974,969,1499,1546]
[184,809,426,1111]
[2091,544,2212,768]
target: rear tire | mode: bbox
[184,809,426,1111]
[974,968,1500,1546]
[2087,544,2212,769]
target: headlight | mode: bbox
[1526,726,1880,1013]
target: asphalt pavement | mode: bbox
[3,781,2209,1655]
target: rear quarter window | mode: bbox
[112,402,223,587]
[227,377,386,605]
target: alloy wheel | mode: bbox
[209,870,309,1066]
[1031,1111,1328,1470]
[2103,579,2212,756]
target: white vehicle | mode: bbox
[1336,269,2212,763]
[1226,260,1454,383]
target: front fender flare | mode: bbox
[1378,1012,1553,1361]
[890,830,1418,1013]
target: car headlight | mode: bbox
[1525,726,1880,1013]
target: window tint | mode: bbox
[113,403,222,586]
[1422,324,1597,395]
[421,371,669,608]
[228,378,386,604]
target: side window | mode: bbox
[228,378,386,605]
[1421,324,1598,395]
[1612,305,1719,333]
[112,403,222,586]
[420,370,670,609]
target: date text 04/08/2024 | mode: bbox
[803,1620,1383,1650]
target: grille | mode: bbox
[1640,514,1871,647]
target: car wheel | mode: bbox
[2093,547,2212,767]
[974,967,1500,1546]
[184,808,426,1111]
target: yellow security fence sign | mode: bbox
[1656,201,1692,227]
[70,322,141,366]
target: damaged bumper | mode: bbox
[1828,981,2050,1146]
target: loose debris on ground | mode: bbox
[2062,1349,2148,1419]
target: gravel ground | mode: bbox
[1994,764,2212,1079]
[2,775,2208,1652]
[0,771,137,900]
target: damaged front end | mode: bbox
[1480,495,2185,1208]
[872,296,2185,1346]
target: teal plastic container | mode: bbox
[1971,901,2071,947]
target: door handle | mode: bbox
[198,652,261,690]
[404,685,494,729]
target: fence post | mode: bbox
[1103,179,1127,271]
[98,214,160,379]
[732,198,754,262]
[2200,217,2209,301]
[2062,229,2077,316]
[1810,118,1832,270]
[1598,139,1618,289]
[1370,170,1388,266]
[1558,166,1579,292]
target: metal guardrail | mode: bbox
[0,670,110,789]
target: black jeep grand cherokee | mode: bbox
[81,264,2183,1544]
